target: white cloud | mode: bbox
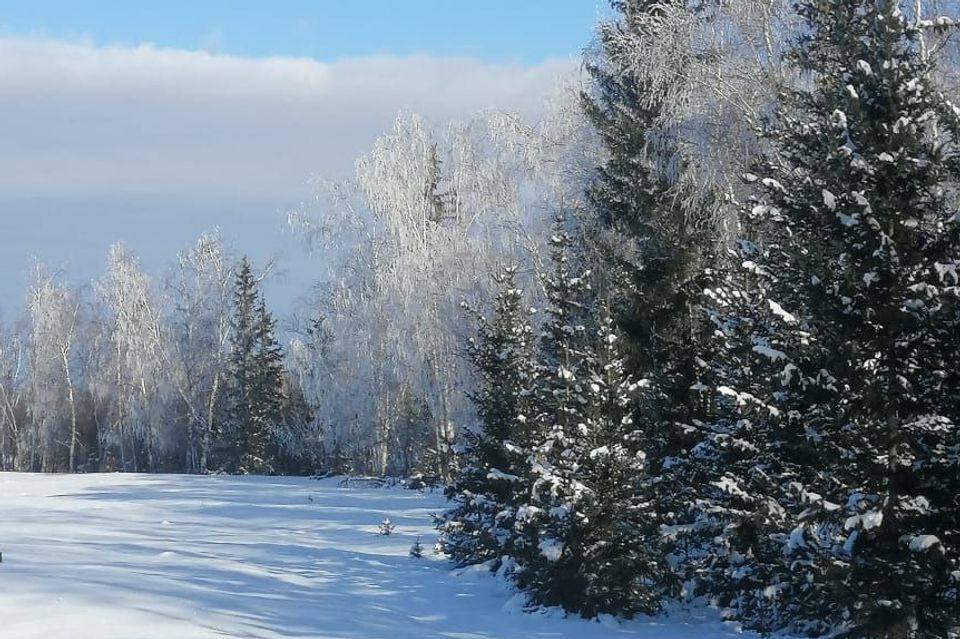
[0,37,576,316]
[0,37,575,200]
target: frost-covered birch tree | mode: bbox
[161,232,237,473]
[95,243,169,472]
[0,318,27,470]
[26,268,83,472]
[290,105,591,476]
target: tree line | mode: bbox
[439,1,960,638]
[0,240,302,474]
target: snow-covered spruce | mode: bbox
[437,268,539,567]
[716,2,960,635]
[511,225,669,618]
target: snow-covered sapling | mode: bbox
[378,517,396,536]
[409,536,424,558]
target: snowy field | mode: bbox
[0,473,756,639]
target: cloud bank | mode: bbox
[0,37,575,200]
[0,38,576,315]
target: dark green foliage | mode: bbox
[444,2,960,634]
[441,227,669,618]
[215,257,286,475]
[712,2,960,635]
[437,268,538,566]
[581,0,733,609]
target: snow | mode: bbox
[907,534,941,553]
[753,345,787,362]
[487,468,523,483]
[768,300,797,324]
[761,178,785,192]
[934,262,958,284]
[786,525,806,553]
[0,473,757,639]
[844,510,883,531]
[837,212,859,227]
[538,538,565,562]
[821,189,837,211]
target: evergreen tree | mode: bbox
[248,293,285,470]
[216,258,285,475]
[583,0,728,605]
[510,227,595,602]
[437,268,538,567]
[681,235,816,634]
[583,0,720,395]
[732,2,960,635]
[509,227,669,617]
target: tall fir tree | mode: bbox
[583,0,727,600]
[216,258,285,475]
[583,0,720,394]
[437,268,539,567]
[732,2,960,635]
[249,293,285,470]
[514,226,669,617]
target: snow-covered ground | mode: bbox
[0,473,755,639]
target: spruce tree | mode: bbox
[511,227,594,603]
[519,317,668,617]
[248,293,285,472]
[683,235,816,634]
[583,0,725,578]
[738,2,960,635]
[513,227,669,617]
[437,268,538,567]
[583,0,719,396]
[217,258,285,475]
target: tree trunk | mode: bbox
[62,347,78,473]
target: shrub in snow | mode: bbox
[378,518,396,536]
[409,537,424,559]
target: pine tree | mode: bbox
[732,2,960,635]
[583,0,726,586]
[216,258,285,475]
[513,227,669,617]
[437,268,538,567]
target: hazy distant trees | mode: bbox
[0,320,26,469]
[0,233,297,475]
[26,269,83,472]
[95,243,168,471]
[288,107,592,478]
[162,232,236,473]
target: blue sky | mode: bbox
[0,1,603,63]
